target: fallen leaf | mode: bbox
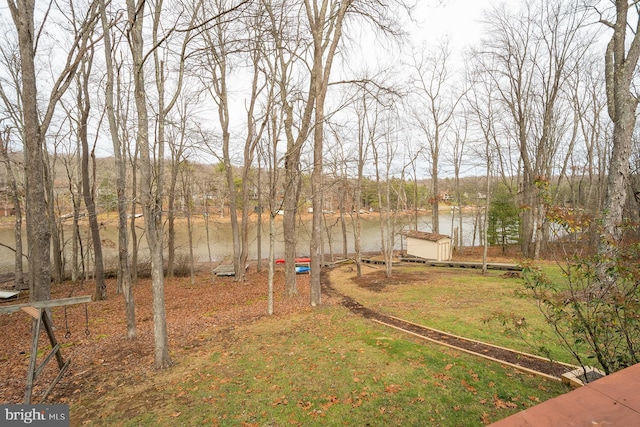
[434,373,452,381]
[461,379,477,394]
[384,384,401,394]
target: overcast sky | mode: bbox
[412,0,499,51]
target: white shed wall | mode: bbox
[406,237,452,261]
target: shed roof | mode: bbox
[404,231,451,242]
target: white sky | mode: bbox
[412,0,499,52]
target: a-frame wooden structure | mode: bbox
[0,296,91,404]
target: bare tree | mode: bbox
[180,160,196,284]
[76,47,107,300]
[325,125,353,260]
[409,41,461,234]
[100,0,135,337]
[449,114,468,250]
[351,88,371,277]
[306,0,353,306]
[126,0,171,369]
[566,51,608,221]
[262,0,313,296]
[0,126,25,289]
[237,3,269,281]
[0,33,26,290]
[372,110,399,278]
[465,59,501,271]
[7,0,99,301]
[260,75,284,314]
[478,1,591,258]
[598,1,640,267]
[154,0,199,279]
[197,0,254,280]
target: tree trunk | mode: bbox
[167,167,178,278]
[600,1,640,263]
[339,185,348,259]
[100,0,135,337]
[127,0,171,369]
[130,159,139,285]
[268,213,276,315]
[432,163,439,233]
[283,163,300,296]
[238,40,265,281]
[45,160,63,284]
[69,155,82,284]
[8,0,51,302]
[0,130,25,290]
[9,0,99,300]
[310,95,324,307]
[78,60,107,300]
[182,173,195,285]
[256,157,263,272]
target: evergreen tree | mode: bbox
[488,184,520,253]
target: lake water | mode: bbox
[0,210,481,273]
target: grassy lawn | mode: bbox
[328,263,575,365]
[72,307,567,426]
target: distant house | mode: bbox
[404,231,452,261]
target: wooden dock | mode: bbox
[361,258,401,266]
[399,257,522,271]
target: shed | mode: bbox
[404,231,452,261]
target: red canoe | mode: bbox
[275,257,311,265]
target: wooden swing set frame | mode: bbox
[0,295,91,404]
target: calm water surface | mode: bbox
[0,211,480,273]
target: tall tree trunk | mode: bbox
[45,159,63,284]
[256,156,263,272]
[306,0,351,305]
[182,171,195,285]
[432,160,439,234]
[339,184,348,259]
[167,168,178,278]
[283,160,301,296]
[100,0,135,337]
[127,0,171,369]
[8,0,97,300]
[268,212,276,315]
[267,118,279,314]
[67,153,82,284]
[310,72,324,304]
[8,0,51,302]
[599,1,640,266]
[130,157,139,285]
[239,50,265,281]
[78,59,107,300]
[353,102,367,278]
[483,161,492,274]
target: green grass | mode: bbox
[329,264,575,365]
[74,307,567,426]
[69,263,574,426]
